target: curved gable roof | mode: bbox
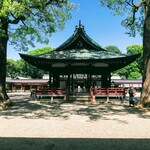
[19,21,141,72]
[55,21,106,51]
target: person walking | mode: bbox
[128,86,135,107]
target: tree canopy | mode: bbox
[126,44,143,73]
[0,0,73,51]
[105,45,121,54]
[14,46,54,79]
[99,0,150,107]
[27,46,53,55]
[110,44,143,79]
[6,59,18,78]
[26,46,54,79]
[99,0,144,37]
[0,0,74,104]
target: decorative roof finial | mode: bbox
[79,20,81,27]
[75,20,84,29]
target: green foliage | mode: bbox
[7,58,45,79]
[1,0,74,96]
[105,45,121,54]
[114,44,143,79]
[26,46,53,78]
[126,44,143,54]
[99,0,144,37]
[27,46,53,55]
[7,59,28,78]
[0,0,74,51]
[25,64,44,79]
[128,71,141,79]
[125,61,141,79]
[15,59,28,77]
[126,44,143,73]
[6,59,18,78]
[6,46,53,79]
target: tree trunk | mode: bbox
[0,17,10,106]
[137,4,150,108]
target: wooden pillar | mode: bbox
[49,72,51,89]
[53,74,56,88]
[101,71,108,88]
[10,84,12,92]
[66,73,70,101]
[68,74,70,95]
[87,74,90,91]
[21,84,23,92]
[101,70,110,88]
[89,74,92,87]
[30,85,32,92]
[56,75,60,88]
[54,74,60,88]
[53,74,60,88]
[108,71,111,87]
[71,74,73,92]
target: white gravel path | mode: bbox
[0,93,150,150]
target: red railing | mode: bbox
[31,89,66,100]
[94,88,125,101]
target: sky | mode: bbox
[7,0,142,60]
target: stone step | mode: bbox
[69,95,91,101]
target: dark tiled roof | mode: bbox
[19,22,141,72]
[6,78,142,85]
[6,78,48,84]
[37,49,127,59]
[112,79,142,84]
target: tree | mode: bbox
[99,0,150,107]
[108,44,142,79]
[26,46,53,79]
[7,59,19,78]
[6,46,53,79]
[117,44,143,79]
[15,59,27,77]
[116,61,141,79]
[105,45,121,54]
[128,71,141,79]
[0,0,73,105]
[126,44,143,73]
[125,44,143,79]
[27,46,53,55]
[125,61,141,79]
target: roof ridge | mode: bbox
[55,21,106,51]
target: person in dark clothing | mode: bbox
[128,86,135,107]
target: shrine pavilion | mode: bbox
[20,21,140,96]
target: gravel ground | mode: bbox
[0,93,150,150]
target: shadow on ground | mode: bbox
[0,137,150,150]
[0,94,150,121]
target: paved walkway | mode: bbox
[0,93,150,150]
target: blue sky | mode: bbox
[7,0,142,60]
